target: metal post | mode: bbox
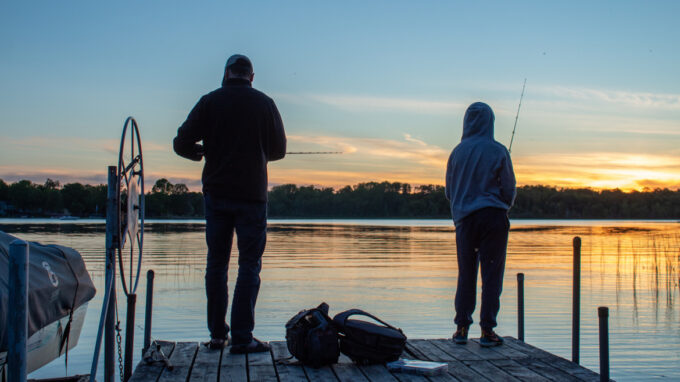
[7,240,28,382]
[517,273,525,342]
[572,236,581,364]
[123,294,136,382]
[105,166,118,382]
[598,307,610,382]
[143,270,155,353]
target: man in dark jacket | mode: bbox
[174,54,286,353]
[445,102,516,347]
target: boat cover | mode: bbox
[0,231,96,352]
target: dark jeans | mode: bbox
[454,207,509,331]
[204,193,267,345]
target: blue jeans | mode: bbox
[204,193,267,345]
[454,207,509,331]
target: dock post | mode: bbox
[7,240,28,382]
[598,307,610,382]
[517,273,525,341]
[104,165,118,382]
[123,294,136,382]
[143,270,155,353]
[572,236,581,364]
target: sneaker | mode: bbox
[229,338,271,354]
[480,329,504,347]
[452,326,469,344]
[203,336,230,350]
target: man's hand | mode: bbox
[195,144,204,157]
[188,144,204,161]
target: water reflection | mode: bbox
[0,219,677,381]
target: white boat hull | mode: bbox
[0,303,88,373]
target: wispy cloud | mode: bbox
[287,134,449,168]
[0,167,109,185]
[533,85,680,111]
[276,93,464,114]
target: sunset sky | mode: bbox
[1,1,679,191]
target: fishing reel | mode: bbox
[117,117,144,296]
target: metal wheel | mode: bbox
[117,117,144,296]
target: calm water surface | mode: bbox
[1,219,678,381]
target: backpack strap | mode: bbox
[316,302,330,316]
[333,309,400,332]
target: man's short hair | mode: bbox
[226,54,253,78]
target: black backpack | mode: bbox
[332,309,407,364]
[285,302,340,368]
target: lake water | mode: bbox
[1,218,678,381]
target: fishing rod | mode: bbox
[286,151,343,154]
[508,78,526,154]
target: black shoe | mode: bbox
[480,329,504,347]
[203,336,230,350]
[229,338,271,354]
[452,326,469,344]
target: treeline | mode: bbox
[1,178,679,219]
[0,178,204,218]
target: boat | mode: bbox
[0,231,96,374]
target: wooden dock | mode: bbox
[129,337,605,381]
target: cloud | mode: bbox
[269,168,444,188]
[276,93,464,114]
[287,134,449,168]
[0,168,108,185]
[534,85,680,111]
[514,152,680,190]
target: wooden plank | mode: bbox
[404,341,427,359]
[159,342,199,382]
[407,340,487,382]
[357,364,399,382]
[332,354,369,382]
[489,358,552,382]
[249,364,278,382]
[457,340,505,360]
[534,355,600,382]
[502,338,552,359]
[248,343,278,382]
[247,347,274,366]
[303,365,337,382]
[391,370,429,382]
[428,373,460,382]
[472,338,529,359]
[429,339,482,361]
[408,339,457,362]
[270,341,308,382]
[462,360,521,382]
[188,344,222,382]
[442,361,490,382]
[129,341,175,382]
[220,347,247,382]
[503,339,600,381]
[513,358,582,382]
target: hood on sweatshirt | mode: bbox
[462,102,495,140]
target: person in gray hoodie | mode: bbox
[445,102,516,347]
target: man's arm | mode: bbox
[173,96,206,161]
[266,98,286,161]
